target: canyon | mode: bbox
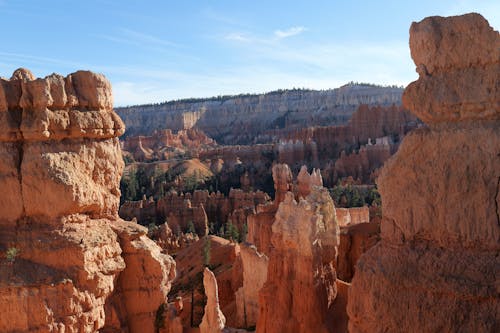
[0,11,497,333]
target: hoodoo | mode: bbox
[348,13,500,332]
[0,69,175,332]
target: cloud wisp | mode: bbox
[274,26,307,39]
[224,25,307,45]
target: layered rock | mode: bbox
[122,128,216,162]
[234,244,269,329]
[0,69,175,332]
[335,206,370,227]
[120,189,269,236]
[116,85,403,144]
[337,221,380,282]
[103,222,176,333]
[348,13,500,332]
[331,137,394,184]
[247,164,293,256]
[257,170,339,333]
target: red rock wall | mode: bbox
[348,13,500,332]
[0,69,175,332]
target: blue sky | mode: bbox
[0,1,498,106]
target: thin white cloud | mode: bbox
[223,26,307,45]
[224,33,251,42]
[274,26,307,39]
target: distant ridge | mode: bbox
[116,83,404,109]
[116,83,404,144]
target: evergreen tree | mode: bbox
[225,221,239,242]
[202,237,211,267]
[239,223,248,243]
[187,221,196,235]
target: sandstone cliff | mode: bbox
[348,13,500,332]
[116,85,403,144]
[0,69,175,332]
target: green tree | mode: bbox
[209,222,215,235]
[239,223,248,243]
[187,221,196,235]
[218,225,225,237]
[121,170,139,202]
[224,221,239,242]
[5,247,19,263]
[203,237,211,267]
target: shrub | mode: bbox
[5,247,19,263]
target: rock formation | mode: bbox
[348,13,500,332]
[337,221,380,282]
[169,236,241,329]
[331,138,394,184]
[257,169,339,333]
[120,189,269,236]
[122,128,216,162]
[234,244,269,329]
[158,298,184,333]
[335,206,370,227]
[200,267,226,333]
[247,164,293,256]
[116,85,403,144]
[0,69,175,332]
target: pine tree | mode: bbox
[203,237,211,267]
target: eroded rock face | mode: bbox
[348,13,500,332]
[116,86,404,145]
[258,184,339,333]
[0,69,175,332]
[403,13,499,124]
[247,164,293,256]
[234,244,268,329]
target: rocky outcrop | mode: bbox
[262,104,417,151]
[257,168,339,333]
[200,268,226,333]
[120,189,270,236]
[337,221,380,282]
[169,236,241,329]
[335,206,370,227]
[331,137,394,184]
[116,85,403,144]
[158,298,184,333]
[196,104,417,188]
[0,69,175,332]
[348,13,500,332]
[122,128,216,162]
[234,244,268,329]
[247,164,293,256]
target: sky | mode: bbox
[0,1,498,106]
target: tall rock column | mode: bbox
[257,169,339,333]
[0,69,175,332]
[348,13,500,332]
